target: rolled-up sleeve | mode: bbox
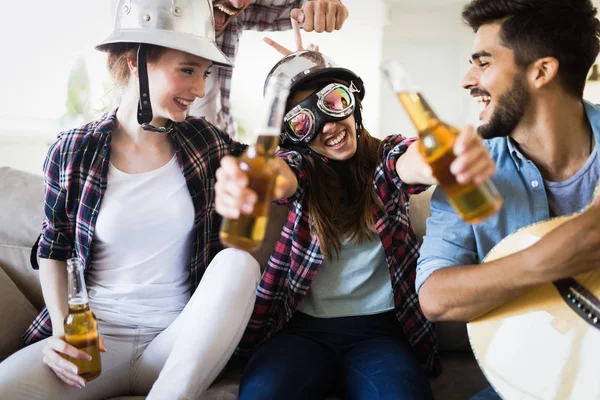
[239,0,304,31]
[416,186,478,293]
[38,139,73,261]
[273,149,306,206]
[382,136,429,195]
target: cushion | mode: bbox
[0,264,38,360]
[0,167,44,248]
[0,244,43,310]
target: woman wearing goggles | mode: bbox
[283,81,358,145]
[215,50,496,400]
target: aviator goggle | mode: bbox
[283,82,359,145]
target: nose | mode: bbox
[228,0,247,9]
[461,65,479,90]
[322,122,337,135]
[191,77,206,99]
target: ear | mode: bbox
[528,57,559,89]
[127,53,138,78]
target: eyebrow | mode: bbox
[179,61,213,69]
[469,51,492,64]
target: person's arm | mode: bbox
[39,259,68,334]
[238,0,304,31]
[239,0,348,33]
[418,189,600,322]
[37,138,93,388]
[396,125,494,186]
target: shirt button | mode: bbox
[531,180,539,188]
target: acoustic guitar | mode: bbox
[467,184,600,399]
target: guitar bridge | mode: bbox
[554,278,600,330]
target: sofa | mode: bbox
[0,166,488,399]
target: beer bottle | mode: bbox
[382,61,502,223]
[63,257,102,381]
[220,75,289,251]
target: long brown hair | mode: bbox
[304,126,382,259]
[285,79,383,259]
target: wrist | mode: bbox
[521,244,557,286]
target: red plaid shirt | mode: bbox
[236,135,441,375]
[23,111,245,344]
[215,0,304,136]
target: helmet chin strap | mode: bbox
[136,44,174,135]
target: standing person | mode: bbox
[0,1,261,399]
[215,49,497,399]
[189,0,350,137]
[415,1,600,399]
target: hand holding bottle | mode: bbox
[215,156,295,220]
[42,334,105,388]
[382,60,503,223]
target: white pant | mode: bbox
[0,249,260,400]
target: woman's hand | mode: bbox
[42,334,105,388]
[215,156,297,218]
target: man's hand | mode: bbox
[530,193,600,281]
[396,125,496,186]
[264,17,320,56]
[291,0,348,32]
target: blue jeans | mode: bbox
[470,385,502,400]
[239,311,433,400]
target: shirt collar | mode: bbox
[502,100,600,170]
[92,109,118,137]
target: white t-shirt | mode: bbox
[86,155,194,329]
[298,235,395,318]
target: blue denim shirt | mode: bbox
[416,101,600,293]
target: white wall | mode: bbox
[380,1,477,139]
[3,0,600,175]
[0,0,115,175]
[230,0,386,139]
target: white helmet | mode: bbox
[96,0,233,67]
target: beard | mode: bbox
[478,73,531,140]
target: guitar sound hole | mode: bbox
[554,278,600,329]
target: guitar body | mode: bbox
[467,215,600,400]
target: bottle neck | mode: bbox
[251,134,279,157]
[67,259,89,306]
[397,92,441,134]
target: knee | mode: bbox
[207,249,261,288]
[239,375,288,400]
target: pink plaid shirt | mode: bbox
[236,135,442,375]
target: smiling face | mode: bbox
[462,22,532,139]
[287,87,358,161]
[144,48,212,125]
[212,0,252,36]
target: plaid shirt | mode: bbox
[236,135,442,375]
[23,111,245,344]
[214,0,304,136]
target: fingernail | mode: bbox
[72,367,78,374]
[298,13,305,23]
